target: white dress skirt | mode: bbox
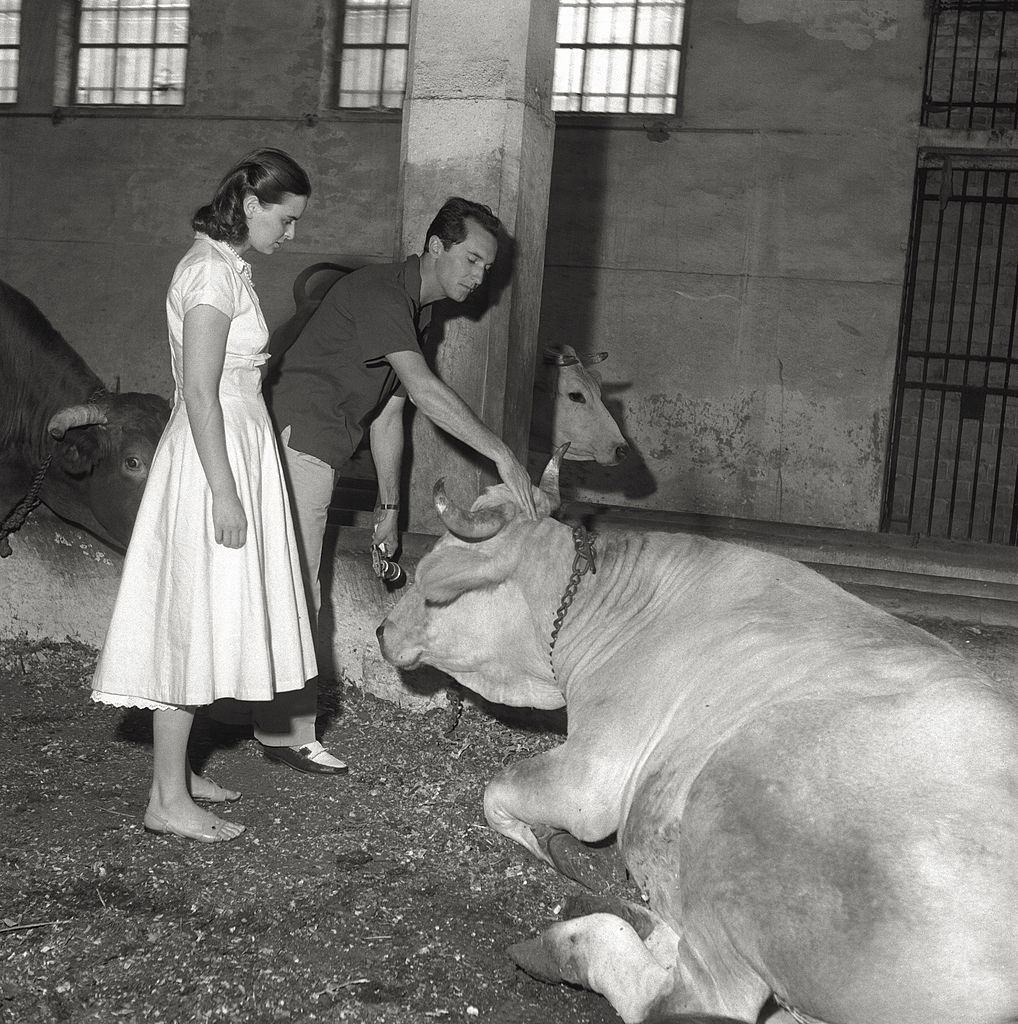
[91,235,317,710]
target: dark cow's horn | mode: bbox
[538,443,569,509]
[47,403,108,439]
[433,478,513,540]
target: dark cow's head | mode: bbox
[42,391,168,549]
[378,448,574,710]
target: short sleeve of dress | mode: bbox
[175,259,237,320]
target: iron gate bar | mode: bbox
[924,1,1018,129]
[884,157,1018,543]
[969,168,1012,536]
[922,166,969,537]
[946,168,989,539]
[882,158,931,535]
[994,175,1018,540]
[909,163,949,535]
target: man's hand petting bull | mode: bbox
[496,452,537,519]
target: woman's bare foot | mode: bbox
[189,772,241,803]
[143,798,245,843]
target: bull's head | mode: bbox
[377,447,574,710]
[42,391,169,549]
[530,345,628,466]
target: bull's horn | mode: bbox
[543,348,579,367]
[538,443,569,509]
[47,403,108,439]
[433,478,513,540]
[583,351,609,365]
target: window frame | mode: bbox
[69,0,190,109]
[0,0,21,105]
[552,0,690,126]
[327,0,411,114]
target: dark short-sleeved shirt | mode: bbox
[269,256,432,469]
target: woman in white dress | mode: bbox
[92,149,318,843]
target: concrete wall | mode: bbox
[1,0,930,533]
[541,0,928,531]
[0,1,400,399]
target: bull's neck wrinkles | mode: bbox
[550,531,685,690]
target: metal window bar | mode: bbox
[552,0,685,115]
[74,1,188,106]
[883,158,1018,544]
[923,0,1018,129]
[333,0,410,109]
[0,0,20,104]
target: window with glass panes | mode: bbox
[553,0,686,114]
[75,0,189,105]
[332,0,410,109]
[0,0,20,104]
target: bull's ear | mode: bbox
[419,548,507,604]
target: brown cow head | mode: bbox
[42,391,169,549]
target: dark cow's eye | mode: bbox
[124,456,143,472]
[568,392,587,404]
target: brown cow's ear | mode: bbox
[419,548,507,604]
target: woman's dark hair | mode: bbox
[192,148,311,244]
[422,197,502,253]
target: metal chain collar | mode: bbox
[548,525,597,678]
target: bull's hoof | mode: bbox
[507,937,563,984]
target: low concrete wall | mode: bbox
[0,507,447,711]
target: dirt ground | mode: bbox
[2,613,1017,1024]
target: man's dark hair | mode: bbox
[423,197,502,253]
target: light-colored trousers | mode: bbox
[250,425,336,747]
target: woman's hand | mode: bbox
[213,490,247,548]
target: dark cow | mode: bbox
[378,448,1018,1024]
[0,280,169,551]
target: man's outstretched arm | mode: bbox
[368,394,405,553]
[386,349,537,518]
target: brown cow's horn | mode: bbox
[433,478,513,540]
[538,443,569,509]
[47,403,108,439]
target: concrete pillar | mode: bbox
[397,0,559,533]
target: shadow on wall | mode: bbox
[548,385,657,500]
[541,129,657,501]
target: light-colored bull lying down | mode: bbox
[378,447,1018,1024]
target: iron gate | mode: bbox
[882,155,1018,544]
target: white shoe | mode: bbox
[261,740,349,775]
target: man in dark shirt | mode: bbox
[258,197,536,775]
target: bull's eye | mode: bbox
[124,456,143,472]
[568,392,587,404]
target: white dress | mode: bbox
[91,235,317,710]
